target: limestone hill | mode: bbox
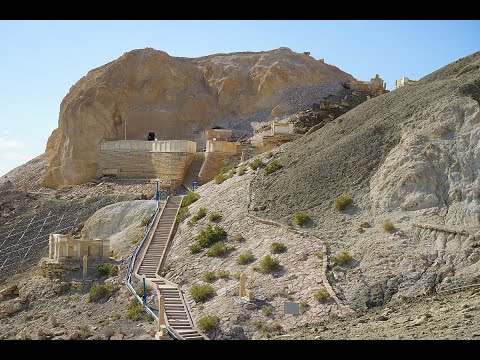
[249,51,480,309]
[1,51,479,341]
[41,47,353,188]
[159,51,480,339]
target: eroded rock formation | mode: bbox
[41,47,353,188]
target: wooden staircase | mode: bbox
[135,196,205,340]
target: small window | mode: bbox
[148,132,155,141]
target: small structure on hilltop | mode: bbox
[271,122,294,135]
[395,76,417,89]
[48,233,110,262]
[205,128,232,142]
[205,140,238,153]
[262,122,300,149]
[345,74,387,93]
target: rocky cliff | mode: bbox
[42,47,353,188]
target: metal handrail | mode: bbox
[124,202,178,340]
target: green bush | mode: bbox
[233,272,241,280]
[333,194,352,211]
[176,207,189,223]
[214,173,228,185]
[207,242,233,257]
[314,251,324,259]
[277,289,294,300]
[314,288,330,302]
[135,283,151,297]
[257,255,280,273]
[96,263,118,278]
[78,325,93,340]
[331,250,352,267]
[197,315,219,333]
[238,166,246,176]
[87,283,119,302]
[196,225,227,248]
[264,160,283,175]
[267,152,273,158]
[382,219,395,232]
[188,207,207,225]
[140,216,150,227]
[202,271,217,282]
[252,321,282,337]
[237,251,255,265]
[249,158,263,170]
[126,298,144,320]
[189,243,202,254]
[208,212,222,222]
[270,242,287,254]
[299,300,310,314]
[219,164,235,174]
[215,165,235,185]
[217,270,230,279]
[261,306,273,316]
[326,271,335,283]
[159,263,171,277]
[189,284,215,303]
[294,211,310,226]
[182,192,200,207]
[131,233,142,245]
[232,234,245,242]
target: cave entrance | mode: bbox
[148,132,155,141]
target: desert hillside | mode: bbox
[42,47,353,188]
[1,51,479,341]
[248,51,480,309]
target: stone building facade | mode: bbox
[395,76,417,89]
[48,234,109,262]
[347,74,387,92]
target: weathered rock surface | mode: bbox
[250,51,480,310]
[81,200,158,257]
[41,47,353,188]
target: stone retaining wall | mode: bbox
[198,152,233,184]
[98,151,195,188]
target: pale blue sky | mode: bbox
[0,20,478,176]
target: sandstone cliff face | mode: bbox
[42,48,353,188]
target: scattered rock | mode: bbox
[50,314,58,328]
[0,284,19,299]
[102,326,115,339]
[15,328,28,340]
[412,315,428,326]
[110,333,124,340]
[38,329,54,340]
[69,332,80,340]
[54,329,65,336]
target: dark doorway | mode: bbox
[148,132,155,141]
